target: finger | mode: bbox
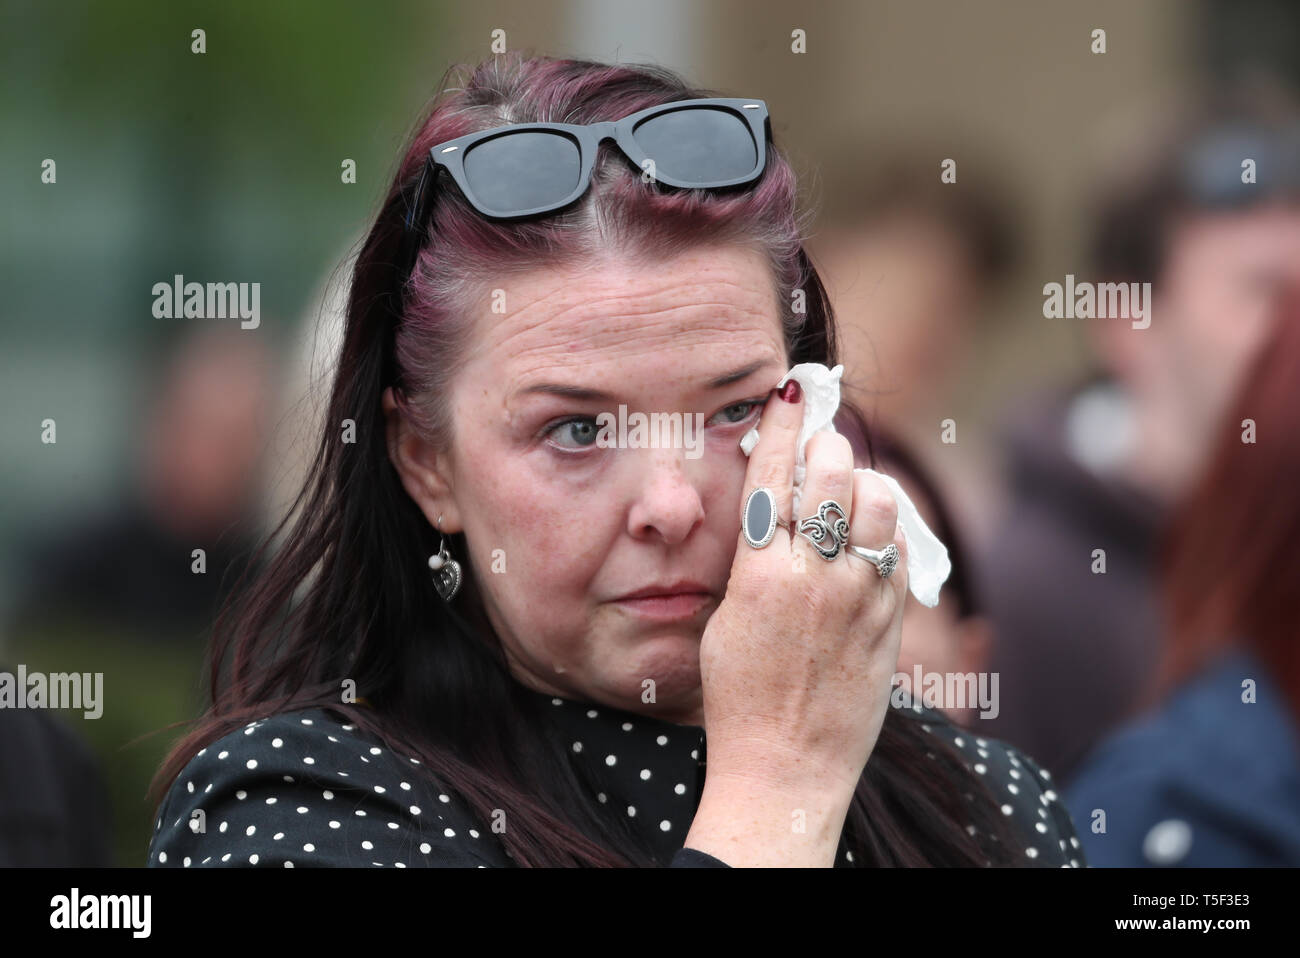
[739,380,804,540]
[789,431,856,565]
[846,469,905,594]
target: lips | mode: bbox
[616,580,713,601]
[613,592,713,622]
[611,579,715,623]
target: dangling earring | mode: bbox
[428,514,463,602]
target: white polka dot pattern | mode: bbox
[146,687,1086,868]
[147,711,508,868]
[885,688,1086,868]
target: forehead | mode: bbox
[465,243,785,387]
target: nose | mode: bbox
[625,445,707,547]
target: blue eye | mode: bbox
[546,418,601,449]
[544,399,765,453]
[709,400,764,425]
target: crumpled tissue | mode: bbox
[739,362,951,608]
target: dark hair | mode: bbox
[1150,281,1300,730]
[1086,76,1300,285]
[150,51,1025,866]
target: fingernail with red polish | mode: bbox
[778,379,801,403]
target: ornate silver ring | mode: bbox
[795,499,851,561]
[847,542,900,578]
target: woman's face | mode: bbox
[383,242,789,725]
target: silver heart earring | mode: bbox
[427,514,463,602]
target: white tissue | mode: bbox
[741,362,952,608]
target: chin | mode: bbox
[617,639,702,700]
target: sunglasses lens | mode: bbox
[462,131,582,215]
[632,107,758,184]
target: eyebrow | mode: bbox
[514,359,776,402]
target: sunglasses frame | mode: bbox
[401,96,770,236]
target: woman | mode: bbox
[147,52,1083,868]
[1065,283,1300,867]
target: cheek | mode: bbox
[458,440,613,599]
[708,452,741,504]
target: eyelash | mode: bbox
[543,398,768,453]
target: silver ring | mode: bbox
[847,542,900,578]
[795,499,851,561]
[742,487,789,549]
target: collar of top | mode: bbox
[519,686,708,863]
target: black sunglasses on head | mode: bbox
[394,97,771,286]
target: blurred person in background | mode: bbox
[808,146,1021,543]
[838,413,993,727]
[977,77,1300,785]
[3,323,279,866]
[1065,283,1300,867]
[6,324,277,645]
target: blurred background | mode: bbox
[2,0,1297,867]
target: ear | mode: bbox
[381,387,461,533]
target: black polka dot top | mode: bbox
[147,684,1085,868]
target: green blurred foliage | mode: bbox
[1,0,455,349]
